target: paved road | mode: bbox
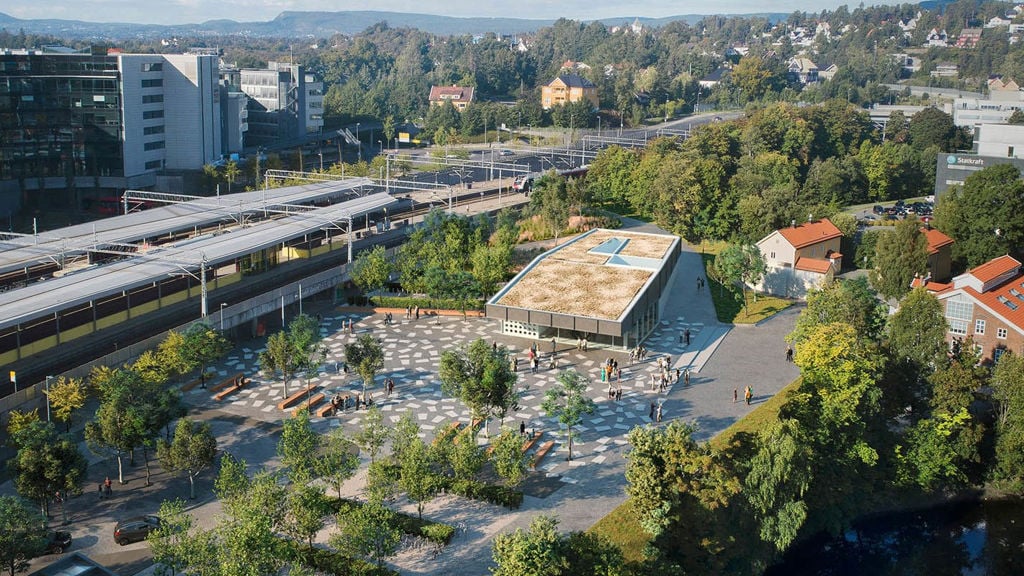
[9,218,801,576]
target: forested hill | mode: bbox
[0,10,787,40]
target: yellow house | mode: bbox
[541,74,599,110]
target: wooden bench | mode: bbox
[433,421,463,446]
[209,372,245,394]
[214,377,250,401]
[521,430,543,454]
[292,393,325,417]
[277,384,319,411]
[531,440,556,469]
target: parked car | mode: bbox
[114,515,161,546]
[499,149,515,156]
[42,531,72,554]
[872,205,885,215]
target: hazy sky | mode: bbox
[6,1,860,26]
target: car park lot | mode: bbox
[857,198,934,224]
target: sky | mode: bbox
[5,0,860,26]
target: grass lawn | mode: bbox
[699,243,794,324]
[588,378,802,562]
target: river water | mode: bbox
[765,498,1024,575]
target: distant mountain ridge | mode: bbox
[0,9,789,40]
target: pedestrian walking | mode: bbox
[684,328,691,346]
[520,421,526,437]
[615,388,622,401]
[104,477,112,498]
[656,404,663,422]
[98,483,104,500]
[414,306,420,320]
[649,402,656,421]
[683,367,690,386]
[745,386,753,405]
[733,388,738,403]
[582,337,588,351]
[786,345,794,362]
[550,338,556,355]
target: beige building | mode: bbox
[541,74,599,110]
[428,85,475,111]
[755,219,843,298]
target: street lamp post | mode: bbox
[220,303,227,332]
[44,375,52,422]
[378,140,383,155]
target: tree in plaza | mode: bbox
[350,245,393,305]
[869,217,929,301]
[423,266,480,316]
[316,427,360,499]
[130,349,172,386]
[396,435,437,519]
[157,328,194,378]
[157,418,218,500]
[439,338,519,434]
[182,322,231,388]
[0,495,47,575]
[261,330,299,398]
[491,515,566,576]
[933,163,1024,268]
[389,411,421,464]
[330,501,403,568]
[541,370,596,461]
[490,428,528,489]
[214,453,251,507]
[344,333,385,400]
[9,421,87,519]
[44,376,87,433]
[279,409,319,483]
[354,406,389,464]
[991,353,1024,490]
[713,242,767,313]
[448,426,487,483]
[218,472,288,576]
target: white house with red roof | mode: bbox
[754,218,844,298]
[933,255,1024,363]
[428,85,475,111]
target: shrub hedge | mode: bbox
[277,537,397,576]
[326,496,455,545]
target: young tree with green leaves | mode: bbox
[85,370,147,484]
[149,498,203,576]
[183,322,231,388]
[491,515,567,576]
[490,428,528,489]
[713,242,767,313]
[283,483,330,550]
[4,409,39,440]
[353,406,389,464]
[744,419,814,551]
[157,418,218,500]
[316,427,360,499]
[397,435,437,519]
[448,427,487,483]
[330,501,402,568]
[260,330,298,398]
[788,277,886,347]
[344,333,385,400]
[350,245,393,305]
[44,376,87,433]
[541,370,596,461]
[869,218,929,301]
[279,409,318,483]
[0,495,47,575]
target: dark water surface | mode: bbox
[765,498,1024,576]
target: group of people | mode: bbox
[383,311,395,325]
[600,358,621,383]
[607,386,623,401]
[405,306,421,320]
[628,346,649,364]
[575,337,589,351]
[649,401,664,423]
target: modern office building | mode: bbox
[934,124,1024,196]
[233,62,323,147]
[0,47,225,213]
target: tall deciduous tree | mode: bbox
[182,322,231,387]
[869,218,929,300]
[491,428,528,489]
[540,370,595,461]
[85,370,147,484]
[491,515,567,576]
[396,436,437,519]
[279,409,318,483]
[713,243,767,313]
[344,333,385,399]
[354,406,389,464]
[316,427,360,499]
[887,287,947,370]
[933,163,1024,268]
[744,419,813,551]
[788,277,886,347]
[10,421,87,518]
[157,419,218,500]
